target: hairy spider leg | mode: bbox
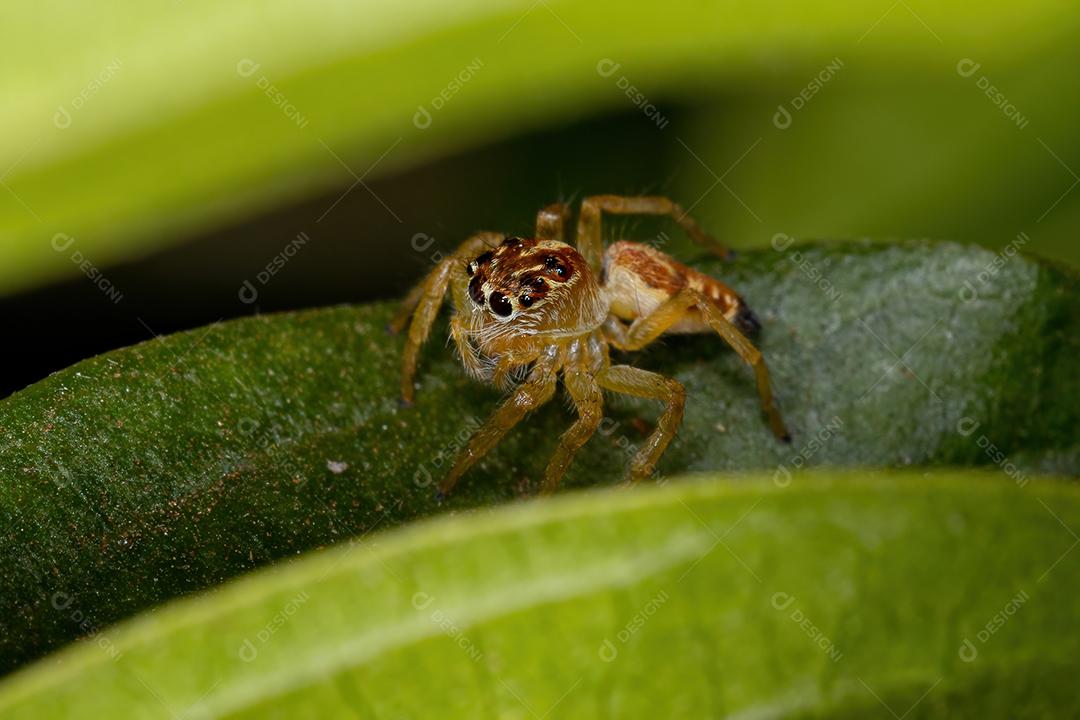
[575,194,734,272]
[541,367,604,494]
[535,201,571,242]
[610,286,789,442]
[391,231,504,404]
[438,351,559,498]
[595,365,686,484]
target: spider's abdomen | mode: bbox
[602,241,760,334]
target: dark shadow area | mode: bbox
[1,108,696,398]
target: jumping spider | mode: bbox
[390,195,790,497]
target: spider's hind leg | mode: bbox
[535,201,571,241]
[575,194,734,272]
[619,286,790,443]
[596,365,686,484]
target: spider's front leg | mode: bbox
[575,194,734,271]
[439,352,559,498]
[541,369,603,494]
[390,231,503,404]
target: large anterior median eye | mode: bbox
[488,291,513,317]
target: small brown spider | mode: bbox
[390,195,790,497]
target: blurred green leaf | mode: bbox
[0,471,1077,718]
[1,0,1077,294]
[680,40,1080,268]
[1,240,1077,675]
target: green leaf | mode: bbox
[1,240,1077,675]
[1,0,1074,294]
[0,471,1076,718]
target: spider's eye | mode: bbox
[467,251,494,277]
[519,294,534,308]
[543,255,570,279]
[502,236,523,248]
[529,276,548,291]
[468,276,485,305]
[488,291,513,317]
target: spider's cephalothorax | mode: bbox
[464,235,605,334]
[391,195,790,498]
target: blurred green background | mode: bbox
[1,0,1077,395]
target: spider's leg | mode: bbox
[439,358,558,497]
[535,202,570,242]
[686,288,790,442]
[392,231,503,404]
[541,369,603,494]
[621,287,789,442]
[596,365,685,484]
[575,194,733,272]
